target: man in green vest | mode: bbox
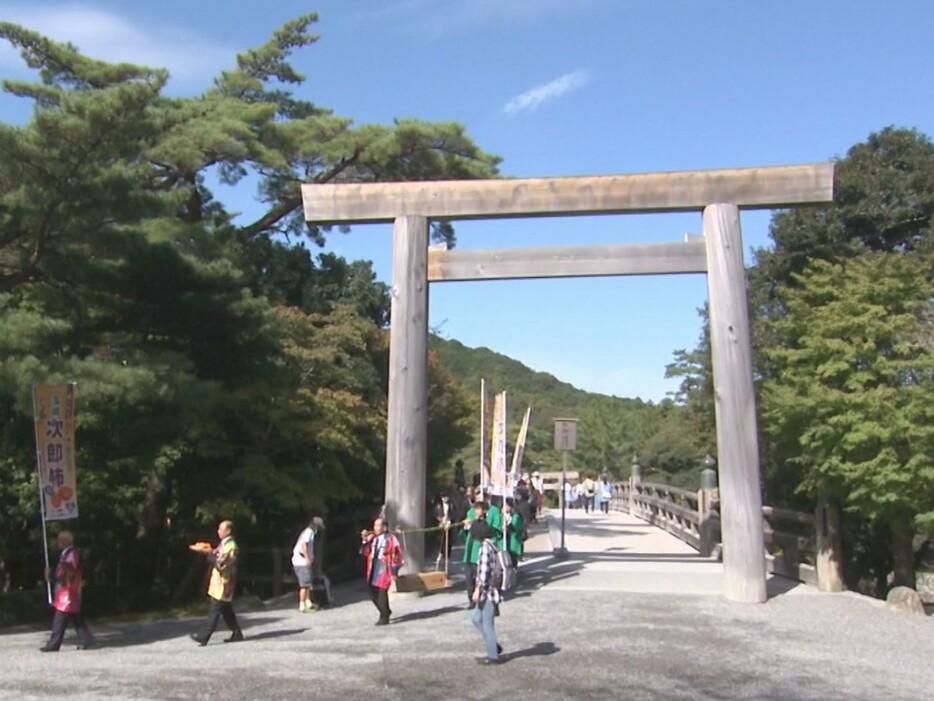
[462,495,503,609]
[503,497,525,568]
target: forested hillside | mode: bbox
[431,337,707,487]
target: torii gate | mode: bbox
[301,163,834,603]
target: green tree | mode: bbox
[0,14,499,608]
[664,305,716,459]
[762,253,934,588]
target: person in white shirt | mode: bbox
[531,472,544,516]
[291,521,316,613]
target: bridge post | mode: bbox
[384,215,429,576]
[698,456,719,557]
[629,455,642,517]
[704,204,767,603]
[815,494,844,592]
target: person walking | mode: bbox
[462,497,503,609]
[503,498,525,568]
[433,491,461,567]
[597,476,613,514]
[190,519,244,646]
[469,520,504,665]
[40,531,95,652]
[360,517,403,626]
[291,519,317,613]
[582,475,596,513]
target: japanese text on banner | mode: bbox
[489,392,507,497]
[33,384,78,520]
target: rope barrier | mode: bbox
[392,522,465,535]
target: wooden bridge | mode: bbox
[605,477,844,593]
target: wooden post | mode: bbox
[629,458,642,517]
[698,490,714,558]
[272,547,283,598]
[385,215,429,576]
[704,204,767,603]
[815,495,844,592]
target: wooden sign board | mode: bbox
[553,419,578,451]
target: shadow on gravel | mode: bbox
[510,558,584,595]
[765,575,807,599]
[90,615,284,648]
[244,627,307,642]
[390,604,464,624]
[502,641,560,662]
[569,552,712,565]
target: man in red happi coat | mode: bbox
[360,517,403,626]
[41,531,95,652]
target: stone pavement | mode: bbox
[1,507,933,701]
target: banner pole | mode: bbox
[31,385,52,605]
[479,378,486,494]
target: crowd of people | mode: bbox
[562,474,614,514]
[37,467,611,663]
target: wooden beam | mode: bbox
[427,241,707,281]
[384,215,429,576]
[704,203,767,604]
[301,163,834,223]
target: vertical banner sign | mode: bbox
[479,378,489,493]
[489,392,507,497]
[509,405,532,492]
[33,384,78,520]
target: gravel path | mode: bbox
[1,509,931,700]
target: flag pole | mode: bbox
[502,391,508,545]
[31,385,52,605]
[479,378,486,494]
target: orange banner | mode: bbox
[33,384,78,521]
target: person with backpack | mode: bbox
[469,520,504,665]
[462,496,503,609]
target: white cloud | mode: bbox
[355,0,611,39]
[503,69,591,117]
[0,3,234,89]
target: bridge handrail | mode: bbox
[610,478,842,592]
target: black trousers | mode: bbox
[464,563,478,603]
[369,584,391,621]
[200,598,242,642]
[46,610,94,650]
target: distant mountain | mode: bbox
[429,336,693,485]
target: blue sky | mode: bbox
[2,1,933,401]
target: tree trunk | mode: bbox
[129,471,171,604]
[891,526,916,588]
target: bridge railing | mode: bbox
[611,479,843,592]
[614,481,705,550]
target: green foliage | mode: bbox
[0,14,498,610]
[762,254,934,522]
[762,253,934,585]
[430,337,704,487]
[664,304,716,458]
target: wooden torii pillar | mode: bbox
[301,163,833,602]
